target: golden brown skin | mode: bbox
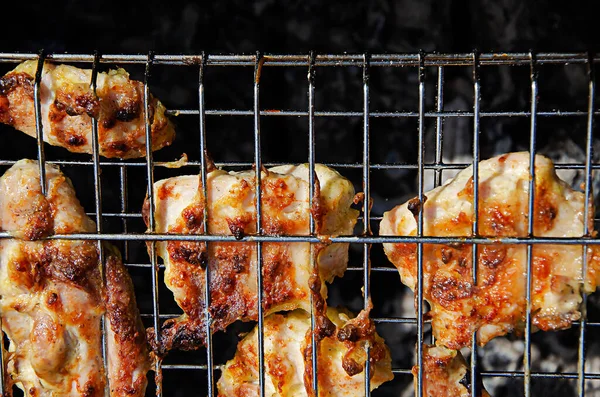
[380,152,600,349]
[0,61,175,159]
[415,345,491,397]
[143,164,358,355]
[0,159,150,396]
[217,307,393,397]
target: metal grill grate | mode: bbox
[0,51,598,396]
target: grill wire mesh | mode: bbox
[0,51,599,396]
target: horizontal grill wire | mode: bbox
[0,51,598,397]
[0,52,599,66]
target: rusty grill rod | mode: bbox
[2,52,600,66]
[89,50,111,396]
[362,52,373,396]
[3,232,600,245]
[578,51,596,397]
[253,51,266,397]
[142,51,163,396]
[415,50,426,397]
[198,51,215,397]
[470,49,482,397]
[307,50,320,396]
[523,51,539,397]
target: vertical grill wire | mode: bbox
[198,52,215,397]
[0,330,2,391]
[307,50,320,396]
[471,50,481,397]
[578,51,596,396]
[524,50,539,397]
[142,51,163,397]
[34,49,47,196]
[415,50,426,397]
[0,305,3,389]
[89,51,110,395]
[362,52,373,396]
[434,66,445,190]
[429,65,444,346]
[119,166,129,260]
[253,51,266,397]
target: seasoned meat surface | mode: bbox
[0,61,175,158]
[380,152,600,349]
[415,345,491,397]
[144,164,358,355]
[217,307,393,396]
[0,159,150,396]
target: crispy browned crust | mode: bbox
[149,237,307,356]
[8,243,106,397]
[145,166,358,356]
[217,307,393,396]
[302,303,391,394]
[415,345,490,397]
[151,212,304,355]
[105,247,150,397]
[0,61,175,159]
[336,303,388,378]
[0,159,150,396]
[381,153,600,349]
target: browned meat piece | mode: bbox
[0,61,175,158]
[144,164,358,355]
[217,307,393,396]
[0,159,150,396]
[415,345,491,397]
[380,152,600,349]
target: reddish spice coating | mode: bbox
[336,301,388,378]
[21,196,54,240]
[0,160,150,396]
[0,72,34,96]
[381,152,600,350]
[105,250,151,396]
[310,172,324,233]
[146,165,358,358]
[415,345,490,397]
[0,62,174,159]
[54,90,100,118]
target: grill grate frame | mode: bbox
[0,51,597,396]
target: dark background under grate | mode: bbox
[2,2,600,396]
[0,51,599,397]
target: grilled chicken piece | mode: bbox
[415,345,491,397]
[143,164,358,355]
[380,152,600,349]
[0,61,175,158]
[0,159,150,396]
[217,307,393,396]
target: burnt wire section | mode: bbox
[0,52,599,396]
